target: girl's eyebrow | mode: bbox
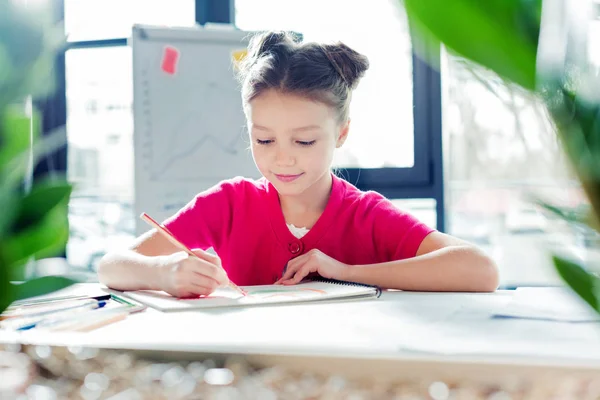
[291,125,322,132]
[252,124,322,132]
[252,124,271,131]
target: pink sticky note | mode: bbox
[161,46,180,75]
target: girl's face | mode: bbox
[247,89,348,198]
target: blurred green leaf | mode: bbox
[552,88,600,173]
[2,208,69,265]
[0,105,39,168]
[9,276,78,301]
[12,180,71,233]
[0,43,16,110]
[0,254,14,313]
[0,98,37,240]
[403,0,541,90]
[0,182,17,240]
[4,125,67,189]
[2,182,71,265]
[532,198,594,227]
[544,85,600,221]
[553,255,600,311]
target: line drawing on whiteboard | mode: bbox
[149,109,245,180]
[145,126,252,182]
[140,78,256,182]
[155,134,239,177]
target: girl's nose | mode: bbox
[275,146,295,166]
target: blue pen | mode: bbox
[16,301,107,331]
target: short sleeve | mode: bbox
[162,178,240,251]
[371,196,436,261]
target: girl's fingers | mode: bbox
[189,258,228,285]
[277,265,299,283]
[191,248,222,266]
[166,251,189,266]
[190,271,222,289]
[281,264,316,285]
[188,280,219,296]
[277,255,307,283]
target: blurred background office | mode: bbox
[33,0,598,286]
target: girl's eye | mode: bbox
[256,139,273,145]
[297,140,316,146]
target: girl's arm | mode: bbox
[344,232,499,292]
[97,230,178,291]
[99,179,240,296]
[277,232,499,292]
[97,230,228,297]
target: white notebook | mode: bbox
[111,279,381,312]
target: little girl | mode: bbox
[98,31,498,297]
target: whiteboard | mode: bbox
[132,25,260,234]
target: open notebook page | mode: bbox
[113,280,380,311]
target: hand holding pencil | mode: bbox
[140,213,247,297]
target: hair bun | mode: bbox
[322,42,369,89]
[247,31,298,59]
[238,31,298,80]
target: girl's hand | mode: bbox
[275,249,349,285]
[158,249,229,298]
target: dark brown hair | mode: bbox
[237,31,370,123]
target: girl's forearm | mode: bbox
[97,251,168,291]
[344,246,499,292]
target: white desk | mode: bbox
[3,284,600,381]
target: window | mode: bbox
[63,1,195,274]
[66,46,136,273]
[66,46,133,199]
[443,15,600,287]
[392,199,437,230]
[441,50,585,287]
[64,0,195,41]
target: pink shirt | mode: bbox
[163,174,435,286]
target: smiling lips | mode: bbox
[274,173,304,182]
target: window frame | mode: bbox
[37,0,445,231]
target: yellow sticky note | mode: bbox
[232,49,248,64]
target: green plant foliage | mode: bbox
[0,0,76,314]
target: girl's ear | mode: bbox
[336,120,350,148]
